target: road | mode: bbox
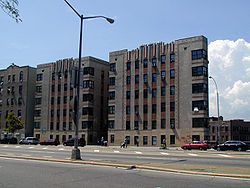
[0,157,249,188]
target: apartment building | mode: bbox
[0,64,36,138]
[108,36,209,147]
[33,57,109,144]
[209,117,250,145]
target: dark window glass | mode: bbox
[111,135,115,143]
[152,88,157,98]
[134,121,139,130]
[170,70,175,79]
[143,136,148,145]
[192,118,208,128]
[152,104,157,113]
[110,63,116,72]
[126,121,130,130]
[58,84,61,92]
[35,98,42,105]
[161,119,166,129]
[170,86,175,95]
[170,102,175,112]
[51,97,54,105]
[109,91,115,100]
[170,119,175,129]
[143,59,148,68]
[135,90,139,99]
[83,94,94,102]
[83,67,94,76]
[19,71,23,82]
[52,73,55,80]
[161,55,166,64]
[192,83,208,93]
[143,89,148,98]
[126,91,131,99]
[126,76,131,85]
[135,60,139,69]
[108,106,115,114]
[161,103,166,112]
[152,58,157,67]
[35,110,41,117]
[57,109,60,117]
[57,97,60,104]
[19,85,23,94]
[152,73,157,82]
[143,105,148,114]
[152,136,157,145]
[134,105,139,115]
[63,96,67,104]
[126,106,130,114]
[37,74,43,81]
[52,85,55,92]
[108,120,115,129]
[170,54,175,62]
[64,84,67,91]
[192,49,207,60]
[152,121,157,129]
[34,122,40,129]
[192,100,208,111]
[143,74,148,83]
[161,87,166,96]
[135,75,139,84]
[36,86,42,93]
[161,71,166,80]
[143,121,148,130]
[192,66,208,77]
[170,135,175,144]
[83,80,94,88]
[82,107,94,116]
[127,62,131,70]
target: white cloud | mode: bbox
[208,39,250,120]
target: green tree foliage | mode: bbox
[0,0,22,22]
[5,112,24,133]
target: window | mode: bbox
[63,109,67,116]
[143,136,148,145]
[192,49,207,60]
[18,97,22,105]
[170,135,175,144]
[83,67,94,75]
[83,80,94,88]
[152,58,157,67]
[58,72,62,80]
[143,121,148,130]
[10,98,14,105]
[8,75,11,82]
[161,87,166,96]
[7,98,10,105]
[51,97,54,105]
[170,53,175,62]
[57,97,60,104]
[143,105,148,114]
[50,122,54,130]
[36,86,42,93]
[52,73,55,80]
[109,91,115,100]
[51,110,54,117]
[135,60,139,69]
[34,110,41,117]
[18,110,21,117]
[0,76,4,83]
[108,120,115,129]
[64,71,68,78]
[143,89,148,98]
[161,71,166,80]
[126,121,130,130]
[170,70,175,79]
[192,66,208,77]
[170,119,175,129]
[135,75,139,84]
[161,103,166,112]
[192,83,208,93]
[82,107,93,115]
[37,74,43,81]
[57,109,60,117]
[35,98,42,105]
[126,106,130,114]
[135,90,139,99]
[110,63,116,72]
[161,119,166,129]
[170,102,175,112]
[56,122,59,130]
[152,136,157,145]
[152,104,157,113]
[63,122,66,131]
[125,136,130,144]
[63,96,67,104]
[152,121,157,129]
[126,91,131,99]
[152,88,157,98]
[192,100,208,111]
[161,55,166,64]
[126,76,131,85]
[134,121,139,130]
[108,106,115,114]
[143,74,148,83]
[134,105,139,115]
[82,94,94,102]
[192,118,208,128]
[127,62,131,70]
[34,122,40,129]
[143,59,148,68]
[52,85,55,92]
[64,84,67,91]
[110,135,115,143]
[12,75,15,82]
[19,71,23,82]
[170,86,175,95]
[152,73,157,82]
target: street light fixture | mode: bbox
[209,76,220,144]
[64,0,114,160]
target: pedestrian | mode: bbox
[124,138,127,148]
[101,137,104,146]
[136,138,139,147]
[162,139,166,148]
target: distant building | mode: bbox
[33,57,109,144]
[0,64,36,138]
[209,117,250,145]
[108,36,209,147]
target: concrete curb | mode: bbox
[1,155,250,179]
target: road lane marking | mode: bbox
[160,152,169,155]
[114,150,120,153]
[188,153,198,156]
[3,145,8,148]
[94,150,100,152]
[58,148,64,150]
[29,147,34,149]
[135,151,142,154]
[16,146,21,148]
[218,154,231,157]
[42,147,48,149]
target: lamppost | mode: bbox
[209,76,220,144]
[64,0,114,160]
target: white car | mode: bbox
[19,137,39,145]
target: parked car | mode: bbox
[0,136,17,144]
[40,139,60,146]
[216,141,248,151]
[181,141,209,150]
[19,137,39,145]
[63,138,86,147]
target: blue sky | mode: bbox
[1,0,250,120]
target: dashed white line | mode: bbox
[160,152,169,155]
[3,145,8,148]
[114,150,120,153]
[29,147,34,149]
[94,150,100,152]
[218,154,231,157]
[58,148,64,150]
[188,153,198,156]
[135,151,142,154]
[15,146,21,148]
[42,147,48,150]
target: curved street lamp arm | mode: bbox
[83,16,114,24]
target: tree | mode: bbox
[0,0,22,22]
[5,112,24,134]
